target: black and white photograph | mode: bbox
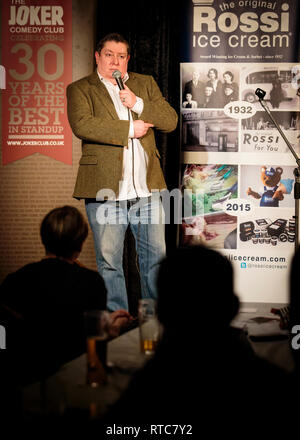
[241,64,300,110]
[182,110,239,152]
[181,63,240,109]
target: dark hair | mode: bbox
[223,71,234,80]
[96,33,130,55]
[40,206,88,259]
[208,68,218,78]
[157,246,239,332]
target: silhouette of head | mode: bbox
[157,245,239,333]
[40,205,88,259]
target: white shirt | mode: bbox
[97,71,150,200]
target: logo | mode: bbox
[0,325,6,349]
[0,65,6,89]
[192,1,290,50]
[290,325,300,350]
[241,262,247,268]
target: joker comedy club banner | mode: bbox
[180,0,300,303]
[1,0,72,165]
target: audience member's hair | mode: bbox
[156,245,239,332]
[40,205,88,259]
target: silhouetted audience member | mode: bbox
[0,206,131,386]
[100,245,293,433]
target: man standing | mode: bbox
[183,69,204,107]
[67,33,178,311]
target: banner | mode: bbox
[180,0,300,303]
[1,0,72,165]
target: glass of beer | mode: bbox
[84,310,111,387]
[138,299,160,355]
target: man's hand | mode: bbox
[119,84,137,109]
[133,120,154,138]
[108,309,133,338]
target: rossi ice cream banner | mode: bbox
[180,0,300,303]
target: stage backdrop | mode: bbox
[179,0,300,303]
[0,0,98,282]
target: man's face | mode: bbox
[95,40,130,83]
[192,71,200,82]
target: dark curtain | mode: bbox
[95,1,181,315]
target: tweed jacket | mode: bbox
[67,71,178,199]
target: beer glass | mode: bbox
[138,299,160,355]
[84,310,110,387]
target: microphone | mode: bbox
[112,70,125,90]
[255,88,266,100]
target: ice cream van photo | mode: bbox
[241,65,300,107]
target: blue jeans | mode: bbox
[85,195,166,311]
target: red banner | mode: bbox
[1,0,72,165]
